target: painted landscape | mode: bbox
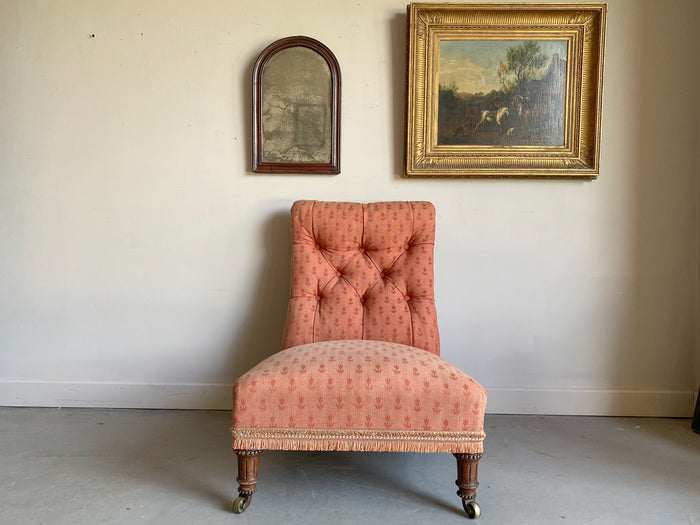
[437,40,568,147]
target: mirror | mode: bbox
[252,36,341,174]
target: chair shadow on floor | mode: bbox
[37,408,237,515]
[139,410,238,512]
[251,450,466,517]
[100,414,467,516]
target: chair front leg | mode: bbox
[454,452,483,519]
[233,449,261,514]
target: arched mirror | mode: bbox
[252,36,341,174]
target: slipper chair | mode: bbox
[231,200,487,518]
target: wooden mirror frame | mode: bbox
[252,36,341,174]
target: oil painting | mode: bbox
[438,40,569,147]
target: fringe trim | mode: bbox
[231,427,485,454]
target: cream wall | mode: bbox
[1,0,698,414]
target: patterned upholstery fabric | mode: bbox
[233,340,486,452]
[281,200,439,354]
[232,201,486,454]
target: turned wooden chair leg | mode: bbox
[454,453,483,519]
[233,450,261,514]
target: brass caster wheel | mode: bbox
[232,495,251,514]
[462,500,481,519]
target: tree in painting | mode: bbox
[500,41,547,94]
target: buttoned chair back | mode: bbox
[281,200,439,352]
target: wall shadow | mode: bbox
[226,210,292,381]
[239,49,259,173]
[609,1,698,417]
[390,11,408,179]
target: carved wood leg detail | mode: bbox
[454,453,483,519]
[233,449,261,514]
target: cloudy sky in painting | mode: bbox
[438,40,568,94]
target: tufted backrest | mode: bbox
[281,200,440,355]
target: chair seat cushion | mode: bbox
[232,340,486,453]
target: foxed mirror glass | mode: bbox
[253,36,341,174]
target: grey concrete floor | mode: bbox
[1,409,699,525]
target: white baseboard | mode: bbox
[0,380,233,410]
[0,380,695,416]
[484,387,696,417]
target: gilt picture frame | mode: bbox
[405,3,607,179]
[253,36,341,174]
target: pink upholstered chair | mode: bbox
[231,200,487,518]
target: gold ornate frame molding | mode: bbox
[405,3,607,179]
